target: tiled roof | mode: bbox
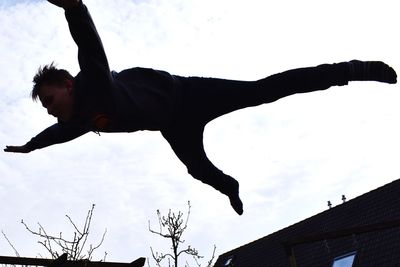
[215,178,400,267]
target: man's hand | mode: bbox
[4,145,31,153]
[47,0,80,9]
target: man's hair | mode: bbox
[31,62,74,101]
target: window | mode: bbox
[223,256,234,266]
[332,251,356,267]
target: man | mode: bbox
[4,0,397,215]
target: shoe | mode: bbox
[226,179,243,215]
[348,60,397,84]
[229,192,243,215]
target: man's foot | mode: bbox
[229,192,243,215]
[226,179,243,215]
[348,60,397,84]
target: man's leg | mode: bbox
[177,61,396,124]
[161,124,243,215]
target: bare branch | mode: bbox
[206,245,217,267]
[1,230,20,257]
[87,228,107,260]
[177,246,201,258]
[102,251,108,262]
[77,204,96,258]
[21,204,106,261]
[65,215,82,236]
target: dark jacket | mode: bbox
[26,1,182,151]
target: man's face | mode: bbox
[39,82,74,122]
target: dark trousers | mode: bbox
[161,62,349,195]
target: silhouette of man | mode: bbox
[4,0,397,215]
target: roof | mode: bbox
[214,178,400,267]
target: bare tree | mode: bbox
[148,202,216,267]
[20,204,107,261]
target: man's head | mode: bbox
[32,63,75,122]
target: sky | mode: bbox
[0,0,399,265]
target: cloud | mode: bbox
[1,0,400,263]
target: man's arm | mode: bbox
[4,123,89,153]
[48,0,80,9]
[48,0,113,87]
[4,145,30,153]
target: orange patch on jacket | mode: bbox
[92,114,110,130]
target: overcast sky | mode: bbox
[1,0,399,265]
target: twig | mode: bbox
[1,230,20,257]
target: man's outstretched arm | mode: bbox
[4,123,89,153]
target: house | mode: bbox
[214,179,400,267]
